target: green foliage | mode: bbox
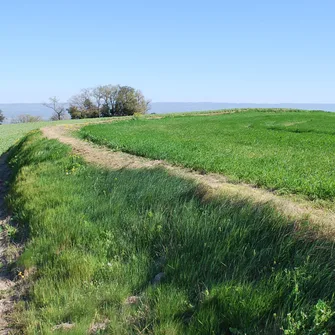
[68,84,150,119]
[3,222,18,241]
[67,105,82,119]
[0,109,4,124]
[8,132,335,334]
[114,86,150,116]
[80,109,335,200]
[282,300,334,335]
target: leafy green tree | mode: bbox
[99,85,119,115]
[0,109,4,124]
[115,86,150,116]
[83,98,99,118]
[67,106,82,119]
[100,103,111,117]
[68,84,150,119]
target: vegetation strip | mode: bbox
[43,124,335,232]
[6,131,335,334]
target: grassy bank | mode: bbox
[8,131,335,334]
[79,109,335,201]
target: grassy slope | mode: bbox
[8,132,335,334]
[79,110,335,201]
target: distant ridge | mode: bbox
[1,102,335,122]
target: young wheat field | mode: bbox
[80,109,335,201]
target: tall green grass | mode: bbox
[79,110,335,201]
[7,131,335,334]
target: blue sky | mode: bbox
[1,0,334,103]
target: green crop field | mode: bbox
[8,132,335,334]
[0,122,52,155]
[79,109,335,201]
[0,117,119,156]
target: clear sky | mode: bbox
[1,0,334,103]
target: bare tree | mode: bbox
[43,96,66,121]
[101,85,119,110]
[92,86,104,116]
[12,114,42,123]
[68,89,95,109]
[68,92,86,110]
[136,89,151,113]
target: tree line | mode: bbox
[67,85,150,119]
[0,84,150,124]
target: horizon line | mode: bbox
[1,101,335,105]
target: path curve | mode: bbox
[42,125,335,237]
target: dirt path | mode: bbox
[42,125,335,237]
[0,153,16,335]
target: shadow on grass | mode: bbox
[6,132,335,335]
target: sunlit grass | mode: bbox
[79,109,335,201]
[8,132,335,334]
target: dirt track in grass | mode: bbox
[42,124,335,237]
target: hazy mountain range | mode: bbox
[1,102,335,123]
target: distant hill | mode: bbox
[1,102,335,123]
